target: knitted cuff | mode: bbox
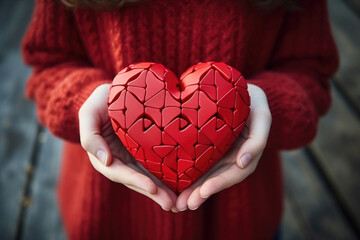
[247,71,318,150]
[47,78,112,143]
[75,79,112,110]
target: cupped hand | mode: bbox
[79,84,177,211]
[176,83,272,211]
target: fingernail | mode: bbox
[179,207,187,212]
[161,206,170,211]
[96,150,107,165]
[191,206,199,211]
[171,207,179,213]
[240,153,252,168]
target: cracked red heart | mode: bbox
[108,62,250,193]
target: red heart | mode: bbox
[107,62,250,193]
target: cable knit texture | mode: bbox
[22,0,338,239]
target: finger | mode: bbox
[176,178,207,211]
[199,159,259,199]
[176,163,221,211]
[133,160,178,205]
[185,163,232,210]
[122,162,176,210]
[150,177,178,207]
[88,153,157,194]
[237,107,271,168]
[79,108,113,166]
[176,186,195,211]
[140,173,178,212]
[79,84,112,165]
[187,186,208,210]
[89,153,177,210]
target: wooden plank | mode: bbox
[0,50,38,240]
[281,196,308,240]
[21,129,67,240]
[309,84,360,232]
[281,150,357,239]
[328,0,360,113]
[343,0,360,17]
[0,0,37,238]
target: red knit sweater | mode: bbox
[22,0,338,239]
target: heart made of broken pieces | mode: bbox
[107,62,250,193]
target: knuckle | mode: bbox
[107,174,117,183]
[163,200,173,211]
[122,178,130,186]
[88,155,118,183]
[80,137,91,151]
[250,138,266,152]
[98,170,117,183]
[124,171,138,186]
[119,175,132,186]
[98,168,117,183]
[248,164,257,175]
[89,158,101,172]
[257,138,267,149]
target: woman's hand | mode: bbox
[79,84,177,211]
[175,84,272,211]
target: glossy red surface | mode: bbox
[108,62,250,193]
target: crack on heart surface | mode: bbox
[108,62,250,193]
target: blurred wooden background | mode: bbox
[0,0,359,239]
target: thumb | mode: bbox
[79,97,112,166]
[236,109,271,169]
[81,130,112,166]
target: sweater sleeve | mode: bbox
[247,0,339,150]
[22,0,112,142]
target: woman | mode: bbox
[22,0,339,239]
